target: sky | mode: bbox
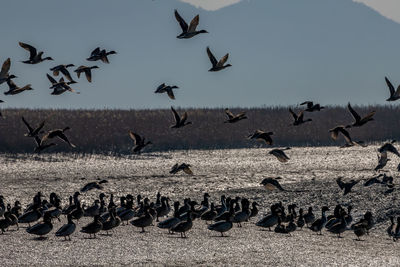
[0,0,400,110]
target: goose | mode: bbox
[207,47,232,72]
[55,214,76,241]
[158,201,181,233]
[289,108,312,126]
[118,197,135,225]
[248,130,273,145]
[74,65,98,82]
[260,177,285,191]
[196,193,210,216]
[50,64,76,83]
[215,195,227,216]
[269,148,290,162]
[156,197,170,222]
[80,215,103,238]
[70,202,83,221]
[171,211,193,238]
[224,108,247,123]
[201,203,217,224]
[0,58,17,85]
[4,79,33,95]
[208,210,234,237]
[26,212,53,238]
[379,140,400,157]
[233,199,250,227]
[19,42,53,64]
[329,125,366,148]
[375,151,389,172]
[255,205,281,231]
[42,127,76,148]
[174,10,208,39]
[325,205,343,229]
[297,208,305,229]
[352,212,373,240]
[18,206,42,227]
[84,200,100,217]
[345,103,375,128]
[309,206,329,235]
[102,208,121,235]
[87,47,116,63]
[385,76,400,101]
[300,101,325,112]
[154,83,179,100]
[336,177,358,195]
[130,207,153,233]
[129,131,152,153]
[0,211,12,233]
[170,163,193,175]
[171,106,192,128]
[46,74,78,95]
[80,179,108,193]
[387,216,395,239]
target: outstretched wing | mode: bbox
[206,47,218,67]
[171,106,180,124]
[21,116,33,133]
[385,76,395,96]
[46,73,57,85]
[217,53,229,67]
[347,103,361,122]
[188,14,199,33]
[338,127,352,144]
[174,9,188,33]
[90,47,100,57]
[362,111,376,121]
[336,177,344,190]
[225,108,235,119]
[0,58,10,77]
[129,131,142,145]
[289,108,298,121]
[19,42,37,60]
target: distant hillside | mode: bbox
[0,105,398,153]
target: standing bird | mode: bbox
[87,47,116,63]
[155,83,179,100]
[345,103,375,128]
[375,151,390,172]
[248,130,273,145]
[207,47,232,72]
[336,177,358,195]
[128,131,152,153]
[171,107,192,128]
[26,212,53,238]
[224,108,247,123]
[309,206,329,235]
[55,214,76,241]
[74,66,98,82]
[42,127,76,148]
[260,177,285,191]
[80,215,103,238]
[4,79,33,95]
[170,163,193,175]
[384,77,400,101]
[300,101,325,112]
[269,148,290,162]
[289,108,312,126]
[22,117,45,137]
[174,10,208,39]
[19,42,53,64]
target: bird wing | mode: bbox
[171,106,180,124]
[84,69,92,82]
[56,132,76,148]
[156,83,166,91]
[22,116,33,133]
[289,108,298,121]
[297,110,305,121]
[206,47,218,67]
[385,76,395,96]
[170,163,179,174]
[46,74,57,85]
[225,109,235,119]
[217,53,229,68]
[129,131,141,145]
[336,177,344,190]
[34,120,45,135]
[188,14,199,33]
[300,101,313,109]
[174,10,188,33]
[181,112,188,124]
[0,58,10,77]
[361,111,376,121]
[60,68,74,82]
[338,127,353,144]
[90,47,101,57]
[329,128,339,140]
[183,166,193,175]
[34,136,42,147]
[167,89,175,100]
[347,103,361,122]
[6,79,17,90]
[19,42,37,60]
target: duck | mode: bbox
[83,200,100,217]
[156,197,170,222]
[327,210,347,238]
[379,140,400,157]
[289,108,312,126]
[128,131,152,153]
[300,101,324,112]
[336,177,358,195]
[19,42,53,64]
[170,163,193,175]
[18,206,42,227]
[74,65,98,82]
[55,214,76,241]
[286,215,297,234]
[130,207,153,233]
[102,208,121,235]
[352,213,373,240]
[208,211,233,237]
[325,205,342,229]
[87,47,116,63]
[154,83,179,100]
[46,74,78,95]
[297,208,305,229]
[118,197,135,225]
[248,130,273,145]
[0,58,17,85]
[80,179,108,193]
[345,103,375,128]
[201,203,217,224]
[174,10,207,39]
[232,199,250,227]
[260,177,285,191]
[41,127,76,148]
[309,206,329,235]
[207,47,232,72]
[70,202,83,221]
[385,76,400,101]
[0,211,12,233]
[224,108,247,123]
[158,201,181,233]
[353,221,368,241]
[171,211,193,238]
[26,212,53,238]
[81,215,103,238]
[4,79,33,95]
[274,217,289,234]
[269,148,290,163]
[171,106,192,128]
[50,64,76,83]
[255,205,281,231]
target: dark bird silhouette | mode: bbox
[46,74,78,95]
[80,180,108,193]
[289,108,312,126]
[129,131,152,153]
[329,125,366,148]
[74,66,98,82]
[0,58,16,85]
[385,77,400,101]
[300,101,325,112]
[4,79,33,95]
[19,42,53,64]
[87,47,116,63]
[34,136,57,153]
[42,127,76,148]
[260,177,285,191]
[379,140,400,157]
[171,107,192,128]
[207,47,232,72]
[248,130,273,145]
[22,117,45,137]
[375,151,390,172]
[269,148,290,162]
[174,10,208,39]
[345,103,375,128]
[224,108,247,123]
[336,177,358,195]
[364,174,383,187]
[50,64,76,83]
[155,83,179,100]
[170,163,193,175]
